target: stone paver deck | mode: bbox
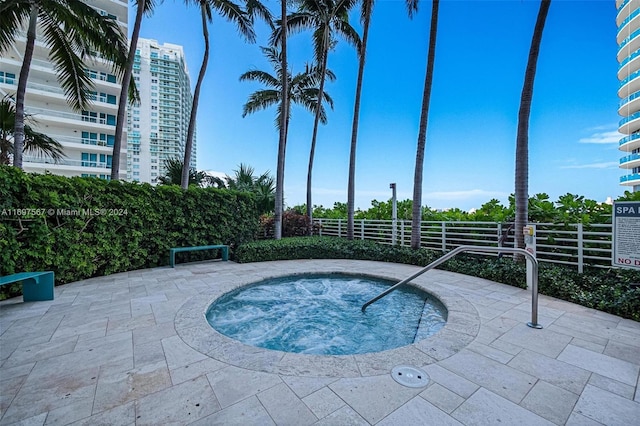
[0,259,638,425]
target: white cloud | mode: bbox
[560,162,619,169]
[578,130,621,144]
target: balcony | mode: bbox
[620,153,640,168]
[620,172,640,185]
[618,69,640,97]
[617,0,638,25]
[619,132,640,151]
[25,107,115,130]
[618,110,640,134]
[618,49,640,80]
[617,8,640,44]
[618,27,640,62]
[618,89,640,115]
[23,155,111,170]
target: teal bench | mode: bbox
[0,271,55,301]
[169,245,229,268]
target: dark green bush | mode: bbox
[258,210,319,238]
[235,236,640,321]
[0,166,259,299]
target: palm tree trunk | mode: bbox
[182,5,210,189]
[111,0,145,180]
[306,37,330,234]
[274,0,288,240]
[13,4,39,169]
[347,1,372,240]
[410,0,439,250]
[514,0,551,258]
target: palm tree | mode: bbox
[0,0,131,170]
[274,0,289,239]
[407,0,439,250]
[222,163,275,215]
[240,45,335,136]
[514,0,551,256]
[274,0,361,229]
[157,157,208,186]
[0,96,64,165]
[111,0,157,180]
[180,0,266,190]
[347,0,374,240]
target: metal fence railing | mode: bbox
[314,219,614,272]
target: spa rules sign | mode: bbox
[612,201,640,269]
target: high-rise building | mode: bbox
[128,39,195,184]
[617,0,640,192]
[0,0,129,180]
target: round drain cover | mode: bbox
[391,365,430,388]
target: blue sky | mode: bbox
[132,0,621,211]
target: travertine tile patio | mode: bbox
[1,259,638,425]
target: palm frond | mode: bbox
[39,16,93,111]
[360,0,374,25]
[242,90,280,117]
[23,124,65,162]
[239,70,279,88]
[406,0,419,19]
[333,18,361,57]
[0,0,31,53]
[244,0,274,28]
[137,0,159,17]
[0,95,64,162]
[260,45,282,69]
[213,0,256,43]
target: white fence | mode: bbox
[314,219,614,272]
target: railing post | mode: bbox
[577,223,584,274]
[441,222,447,251]
[360,220,365,240]
[338,219,342,238]
[401,220,405,246]
[318,219,323,237]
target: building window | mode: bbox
[81,152,97,167]
[0,72,17,84]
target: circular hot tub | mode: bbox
[174,262,480,377]
[205,273,447,355]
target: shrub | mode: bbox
[258,210,319,238]
[235,236,640,321]
[0,166,260,299]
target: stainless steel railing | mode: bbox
[361,245,543,329]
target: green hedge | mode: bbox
[0,166,259,298]
[235,236,640,321]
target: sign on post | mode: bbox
[612,201,640,269]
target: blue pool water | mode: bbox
[206,274,447,355]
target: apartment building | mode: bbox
[617,0,640,192]
[0,0,129,180]
[128,38,195,184]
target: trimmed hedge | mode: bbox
[235,236,640,321]
[0,166,259,298]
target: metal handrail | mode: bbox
[361,245,542,329]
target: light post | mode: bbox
[390,183,397,245]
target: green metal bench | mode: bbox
[0,271,55,301]
[169,245,229,268]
